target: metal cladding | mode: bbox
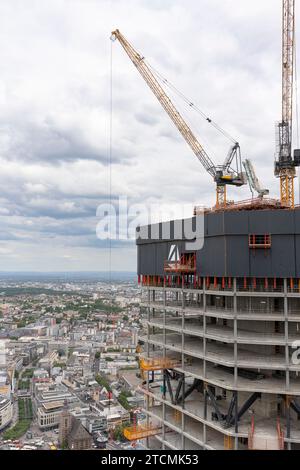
[136,208,300,278]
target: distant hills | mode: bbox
[0,271,136,282]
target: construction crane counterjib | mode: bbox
[111,29,246,206]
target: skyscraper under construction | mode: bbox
[112,1,300,450]
[135,206,300,450]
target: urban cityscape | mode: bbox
[1,0,300,459]
[0,272,145,451]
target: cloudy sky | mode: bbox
[0,0,298,272]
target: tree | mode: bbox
[61,439,69,450]
[113,422,130,442]
[95,374,111,392]
[118,390,133,410]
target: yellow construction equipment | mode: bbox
[174,409,182,424]
[275,0,300,207]
[124,424,162,441]
[111,29,246,208]
[140,357,178,371]
[224,435,234,450]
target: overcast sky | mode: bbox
[0,0,298,272]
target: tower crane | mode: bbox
[111,29,246,208]
[275,0,300,207]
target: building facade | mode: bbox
[0,397,13,431]
[59,410,93,450]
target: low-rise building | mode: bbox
[37,401,63,430]
[0,396,12,431]
[34,383,78,429]
[59,409,93,450]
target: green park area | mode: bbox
[3,398,33,440]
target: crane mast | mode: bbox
[111,29,245,208]
[275,0,300,207]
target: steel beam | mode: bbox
[229,392,261,426]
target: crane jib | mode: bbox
[112,29,246,208]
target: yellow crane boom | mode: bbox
[111,29,246,208]
[275,0,300,207]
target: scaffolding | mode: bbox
[164,254,196,274]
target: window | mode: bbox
[249,234,271,249]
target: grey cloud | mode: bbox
[135,112,159,127]
[0,118,129,165]
[0,0,292,271]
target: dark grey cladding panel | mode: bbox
[226,236,250,277]
[137,245,141,274]
[270,235,296,277]
[295,235,300,275]
[156,242,171,276]
[269,211,295,234]
[293,211,300,234]
[197,236,226,276]
[137,241,187,276]
[223,211,249,235]
[138,243,156,275]
[249,250,272,277]
[137,210,300,277]
[248,211,271,234]
[206,213,224,236]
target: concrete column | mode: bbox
[233,278,238,388]
[182,311,185,370]
[234,391,239,450]
[284,279,290,390]
[203,388,207,448]
[181,412,185,449]
[163,307,166,359]
[203,278,207,379]
[162,401,166,449]
[286,396,291,440]
[182,374,185,411]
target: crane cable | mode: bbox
[109,36,113,312]
[146,61,238,145]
